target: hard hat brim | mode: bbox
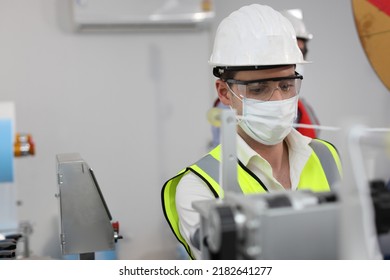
[212,63,311,78]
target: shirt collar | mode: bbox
[237,135,257,166]
[285,129,312,158]
[236,129,312,166]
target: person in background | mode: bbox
[280,8,320,139]
[208,8,320,149]
[162,4,342,260]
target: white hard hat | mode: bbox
[209,4,306,77]
[280,9,313,41]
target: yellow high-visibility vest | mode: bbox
[161,139,342,259]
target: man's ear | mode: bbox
[216,79,232,106]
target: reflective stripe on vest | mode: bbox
[309,139,342,188]
[194,139,341,195]
[161,138,342,259]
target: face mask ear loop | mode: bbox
[225,82,245,123]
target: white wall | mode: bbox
[0,0,389,259]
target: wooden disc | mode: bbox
[352,0,390,91]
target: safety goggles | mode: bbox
[224,72,303,102]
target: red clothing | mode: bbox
[296,98,320,138]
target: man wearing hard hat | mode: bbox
[162,4,342,260]
[209,8,320,148]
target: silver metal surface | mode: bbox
[56,153,114,255]
[220,109,240,194]
[194,191,339,259]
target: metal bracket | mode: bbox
[220,109,240,195]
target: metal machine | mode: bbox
[194,190,339,259]
[193,110,389,259]
[0,102,35,259]
[56,153,122,260]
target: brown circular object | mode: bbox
[352,0,390,91]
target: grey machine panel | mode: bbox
[194,191,339,260]
[56,153,115,255]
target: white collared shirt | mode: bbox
[238,129,312,191]
[175,129,312,259]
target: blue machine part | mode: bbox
[0,119,14,183]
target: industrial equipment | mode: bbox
[193,110,389,259]
[56,153,122,260]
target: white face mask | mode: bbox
[238,95,299,145]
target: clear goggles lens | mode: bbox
[226,73,303,102]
